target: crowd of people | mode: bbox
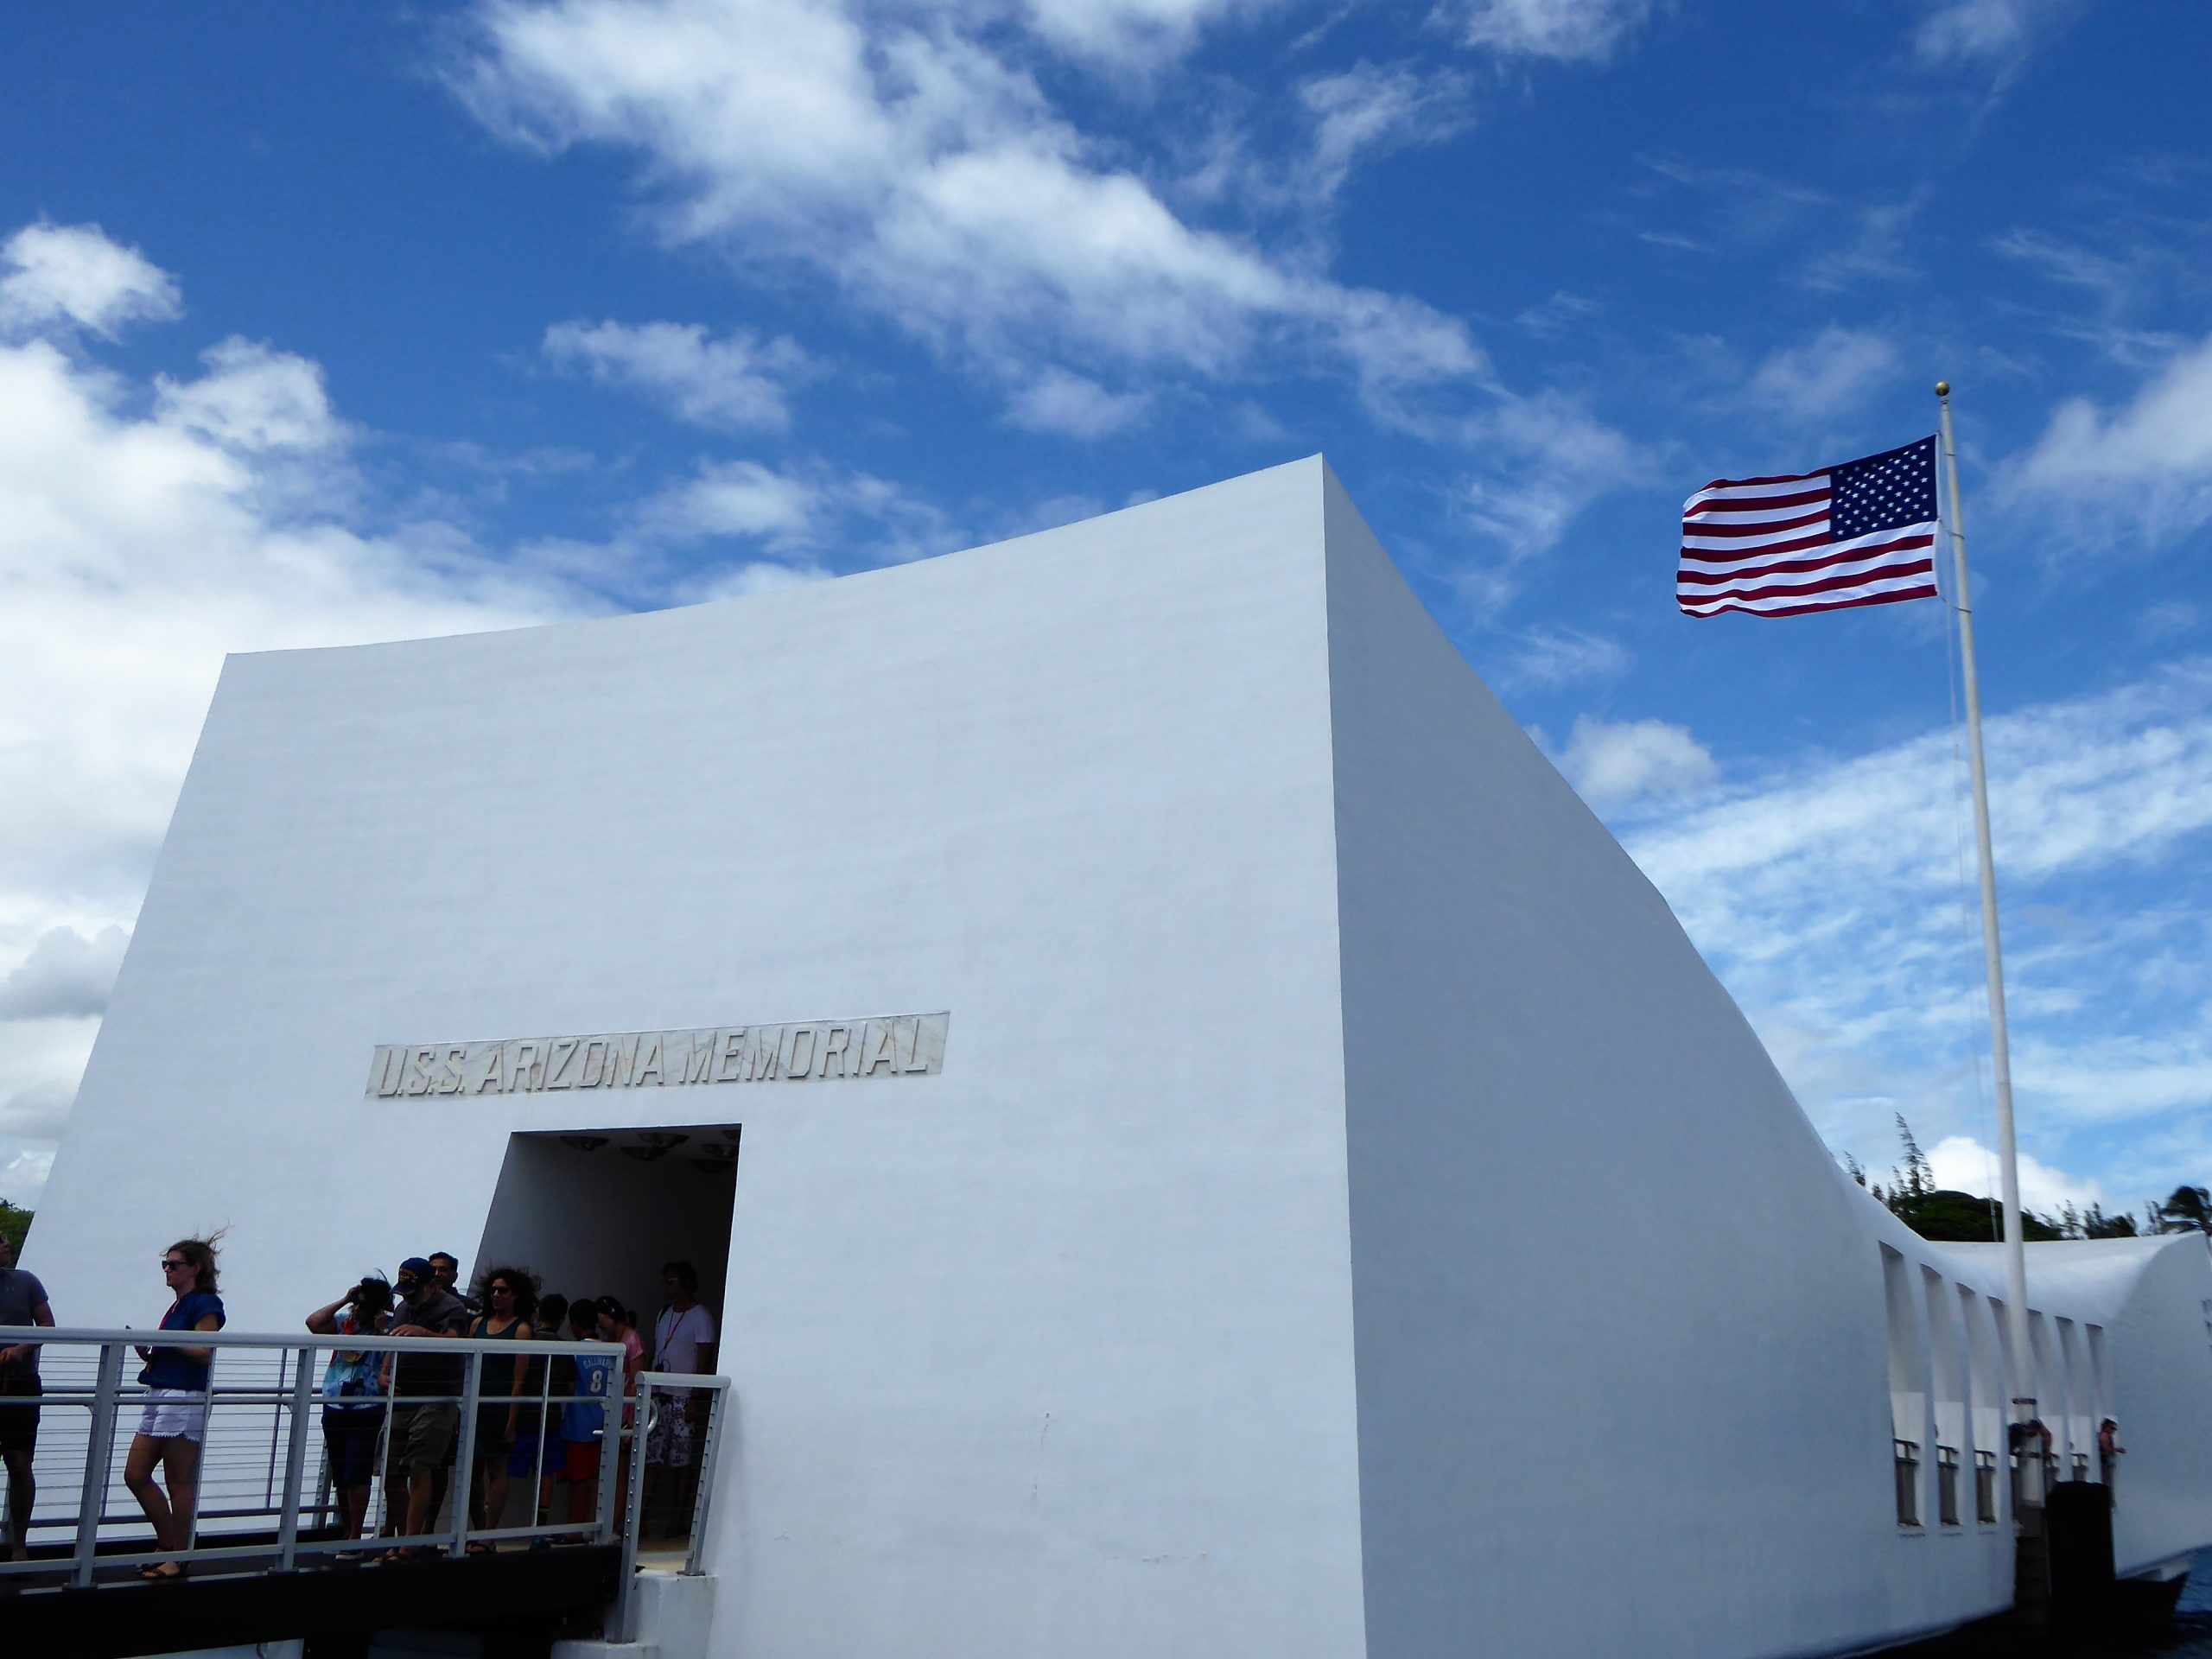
[0,1232,721,1575]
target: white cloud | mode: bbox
[2013,334,2212,537]
[0,925,130,1020]
[543,318,810,429]
[156,338,345,452]
[1299,60,1471,198]
[1453,391,1654,573]
[0,1145,56,1210]
[1019,0,1268,65]
[1621,660,2212,1185]
[453,0,1485,402]
[1746,325,1900,421]
[0,1079,76,1146]
[1913,0,2071,67]
[1003,366,1150,438]
[1448,0,1651,60]
[677,559,835,603]
[1499,625,1630,688]
[1925,1134,2107,1216]
[0,221,181,340]
[0,236,606,1193]
[1557,715,1719,810]
[639,458,821,543]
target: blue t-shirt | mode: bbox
[320,1310,387,1408]
[147,1290,225,1390]
[562,1352,612,1444]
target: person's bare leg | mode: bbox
[124,1434,177,1552]
[405,1465,437,1537]
[3,1446,34,1560]
[342,1483,371,1541]
[160,1439,202,1556]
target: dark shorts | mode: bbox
[322,1408,381,1488]
[561,1440,601,1481]
[0,1370,39,1455]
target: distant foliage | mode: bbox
[0,1200,29,1256]
[2156,1185,2212,1235]
[1839,1121,2179,1243]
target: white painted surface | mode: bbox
[26,457,2212,1657]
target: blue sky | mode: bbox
[2,0,2207,1221]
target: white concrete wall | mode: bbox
[31,454,2212,1658]
[2106,1237,2212,1573]
[32,459,1370,1658]
[1318,469,2007,1658]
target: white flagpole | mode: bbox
[1936,382,2035,1445]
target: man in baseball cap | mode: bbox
[381,1256,472,1556]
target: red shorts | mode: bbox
[562,1440,601,1480]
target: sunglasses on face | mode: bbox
[490,1285,515,1295]
[161,1258,189,1271]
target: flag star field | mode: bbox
[1,3,2209,1224]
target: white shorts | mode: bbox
[137,1389,208,1444]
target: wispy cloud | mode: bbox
[1298,60,1471,198]
[1746,324,1901,422]
[543,318,811,429]
[1618,660,2212,1174]
[2012,333,2212,540]
[1002,365,1152,438]
[452,0,1487,408]
[1912,0,2075,71]
[1446,0,1653,61]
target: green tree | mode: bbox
[2157,1185,2212,1235]
[2082,1205,2138,1239]
[0,1200,29,1257]
[1888,1187,2062,1243]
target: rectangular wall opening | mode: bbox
[473,1126,740,1347]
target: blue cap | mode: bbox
[397,1256,434,1278]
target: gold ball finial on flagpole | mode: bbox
[1935,380,1951,397]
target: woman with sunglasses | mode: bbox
[463,1266,539,1553]
[124,1236,226,1580]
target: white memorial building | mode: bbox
[26,457,2212,1656]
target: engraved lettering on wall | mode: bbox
[365,1012,950,1099]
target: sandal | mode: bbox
[139,1560,186,1581]
[466,1541,495,1555]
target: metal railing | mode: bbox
[613,1371,731,1643]
[0,1325,724,1605]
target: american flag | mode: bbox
[1678,435,1941,618]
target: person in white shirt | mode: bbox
[643,1260,716,1535]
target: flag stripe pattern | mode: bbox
[1678,435,1941,618]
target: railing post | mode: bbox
[614,1385,654,1643]
[685,1382,724,1576]
[593,1370,624,1542]
[276,1341,317,1569]
[451,1347,482,1558]
[73,1340,126,1588]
